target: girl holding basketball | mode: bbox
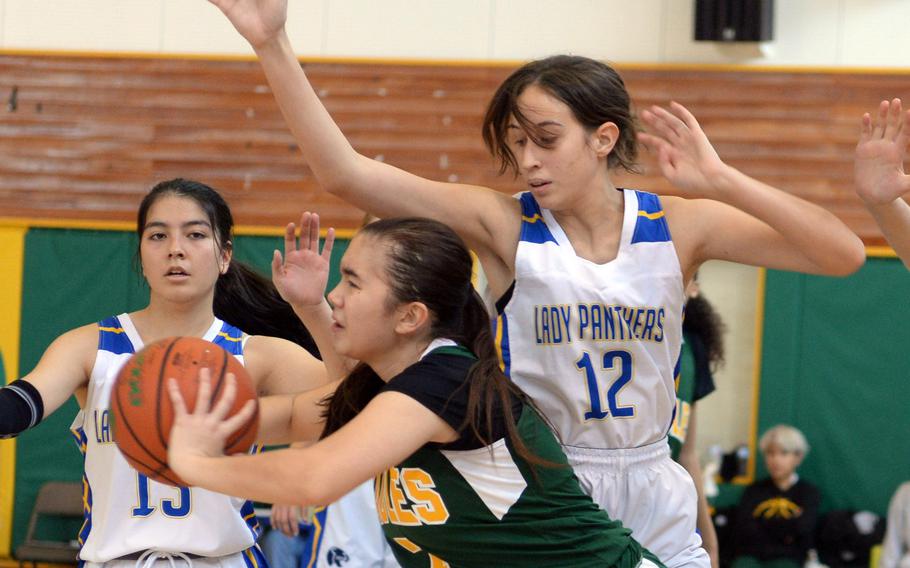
[168,216,663,568]
[855,98,910,269]
[208,1,865,566]
[0,178,336,568]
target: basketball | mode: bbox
[111,336,259,487]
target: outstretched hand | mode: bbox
[855,98,910,205]
[272,212,335,308]
[167,368,258,476]
[208,0,288,50]
[638,102,729,198]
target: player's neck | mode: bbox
[367,337,434,382]
[132,298,217,344]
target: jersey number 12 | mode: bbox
[576,350,635,420]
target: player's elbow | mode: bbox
[829,237,866,276]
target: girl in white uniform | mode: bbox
[0,179,336,567]
[208,1,866,566]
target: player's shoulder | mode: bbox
[54,322,103,351]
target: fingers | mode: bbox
[307,212,320,252]
[283,222,297,260]
[271,249,283,279]
[884,98,903,140]
[167,378,189,417]
[273,505,299,537]
[194,367,213,415]
[322,227,336,261]
[669,101,702,132]
[210,372,239,422]
[859,113,872,143]
[637,132,667,156]
[873,100,889,139]
[898,109,910,156]
[221,399,257,441]
[641,105,689,144]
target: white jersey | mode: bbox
[496,190,684,450]
[70,313,264,564]
[304,481,401,568]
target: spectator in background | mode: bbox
[880,481,910,568]
[732,425,820,568]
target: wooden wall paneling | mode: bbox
[0,54,907,245]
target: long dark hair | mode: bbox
[136,178,318,356]
[321,218,552,468]
[482,54,639,176]
[683,294,726,372]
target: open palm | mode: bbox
[638,102,727,198]
[855,98,910,205]
[272,212,334,308]
[208,0,288,49]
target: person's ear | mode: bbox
[591,121,619,158]
[220,241,233,275]
[394,301,430,336]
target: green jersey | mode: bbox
[376,344,656,568]
[669,331,716,461]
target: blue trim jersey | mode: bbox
[70,314,263,563]
[495,190,685,450]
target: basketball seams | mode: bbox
[112,365,171,475]
[113,336,258,487]
[155,338,181,452]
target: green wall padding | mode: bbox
[759,258,910,516]
[12,228,349,552]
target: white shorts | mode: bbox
[564,438,710,568]
[304,481,400,568]
[81,547,266,568]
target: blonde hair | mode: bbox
[759,424,810,456]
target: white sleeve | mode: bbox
[881,483,910,568]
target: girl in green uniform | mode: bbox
[167,216,662,568]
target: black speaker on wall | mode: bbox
[695,0,774,42]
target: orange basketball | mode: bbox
[111,336,259,487]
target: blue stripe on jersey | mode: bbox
[631,191,672,244]
[69,426,93,548]
[77,472,93,546]
[240,499,263,540]
[97,316,135,355]
[213,322,244,355]
[673,350,682,394]
[241,544,269,568]
[494,314,512,377]
[518,193,558,245]
[303,506,329,568]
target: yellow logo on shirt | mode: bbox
[375,467,450,526]
[753,497,803,519]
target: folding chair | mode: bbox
[15,481,84,568]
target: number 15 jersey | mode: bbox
[495,190,684,450]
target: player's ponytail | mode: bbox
[136,179,318,356]
[319,217,558,469]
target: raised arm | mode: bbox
[855,99,910,269]
[207,0,519,267]
[271,212,352,380]
[639,102,865,280]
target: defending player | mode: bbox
[0,179,334,567]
